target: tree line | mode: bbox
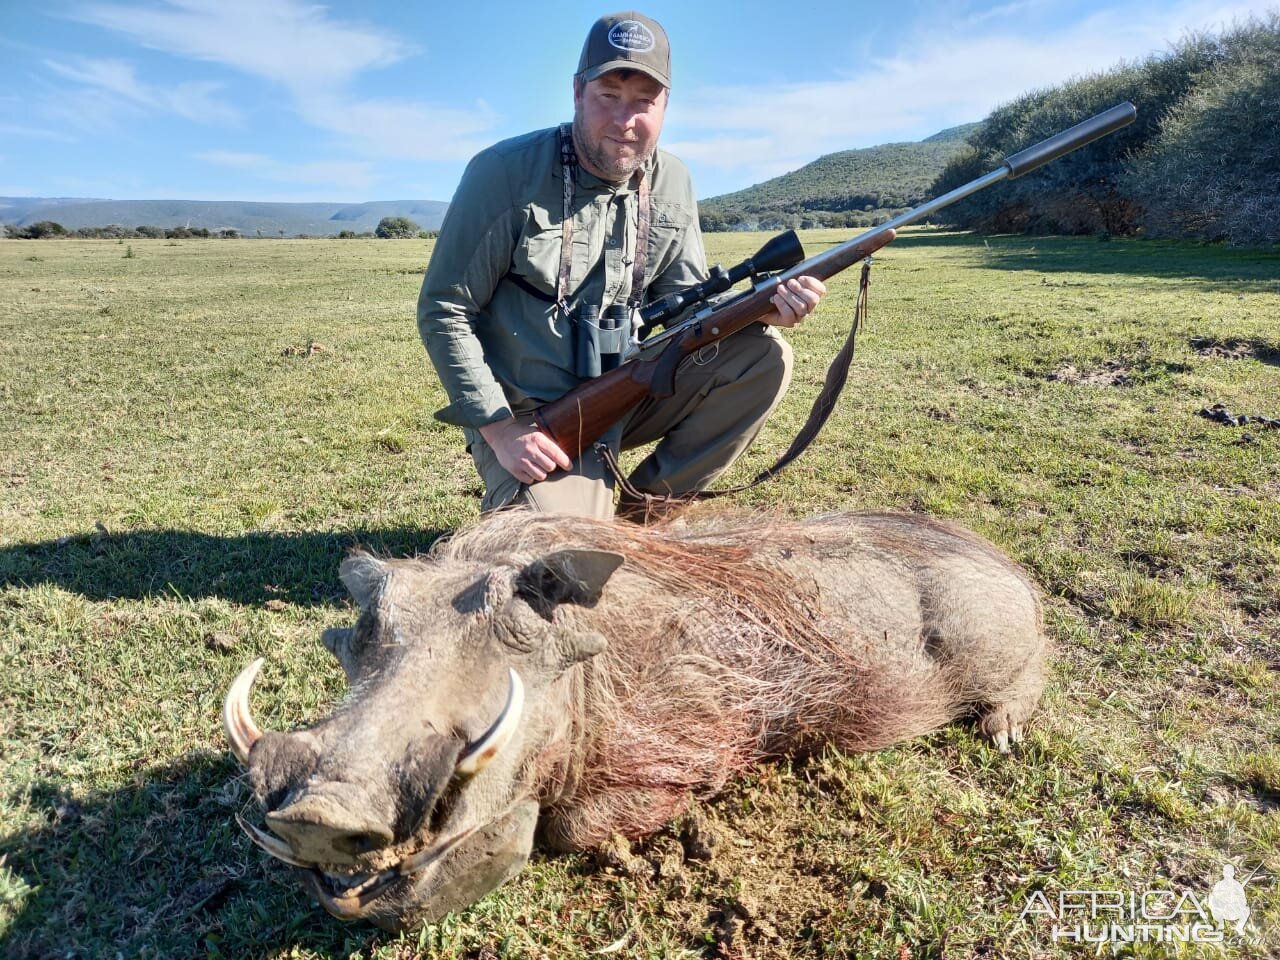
[933,13,1279,245]
[3,216,436,241]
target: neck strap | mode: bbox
[557,123,651,311]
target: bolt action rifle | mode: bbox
[534,101,1137,472]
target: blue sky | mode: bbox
[1,0,1274,203]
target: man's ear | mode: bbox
[515,549,624,615]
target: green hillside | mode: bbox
[699,124,977,232]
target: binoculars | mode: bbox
[572,303,631,378]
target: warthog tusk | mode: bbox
[236,812,318,870]
[455,668,524,778]
[223,658,265,765]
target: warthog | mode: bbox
[224,510,1045,931]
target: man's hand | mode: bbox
[479,417,573,485]
[763,275,826,328]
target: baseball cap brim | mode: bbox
[581,59,670,88]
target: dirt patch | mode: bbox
[281,341,329,357]
[1049,361,1133,387]
[588,782,859,957]
[1191,337,1280,365]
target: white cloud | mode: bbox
[43,56,240,124]
[68,0,502,162]
[295,95,499,163]
[0,123,78,143]
[195,149,376,192]
[72,0,410,92]
[670,0,1280,192]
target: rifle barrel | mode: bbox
[639,101,1136,358]
[767,101,1137,288]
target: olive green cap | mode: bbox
[577,11,671,89]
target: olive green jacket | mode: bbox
[417,126,708,430]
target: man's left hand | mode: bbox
[763,275,826,328]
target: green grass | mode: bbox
[2,232,1278,958]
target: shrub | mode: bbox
[23,220,69,239]
[375,216,421,239]
[1126,15,1280,245]
[933,15,1280,244]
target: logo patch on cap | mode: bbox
[607,20,656,52]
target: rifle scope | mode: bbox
[640,229,805,332]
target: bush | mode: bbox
[932,32,1225,235]
[22,220,69,239]
[1126,15,1280,245]
[933,15,1280,244]
[75,224,136,239]
[375,216,421,239]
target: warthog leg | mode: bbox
[980,695,1038,754]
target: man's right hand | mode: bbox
[478,417,574,485]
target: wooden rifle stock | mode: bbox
[534,228,896,460]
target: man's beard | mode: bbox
[572,111,652,182]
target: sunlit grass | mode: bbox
[2,231,1277,958]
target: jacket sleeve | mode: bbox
[417,149,519,429]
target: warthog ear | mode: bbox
[321,627,361,678]
[515,549,624,612]
[340,553,388,611]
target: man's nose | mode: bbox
[613,103,637,130]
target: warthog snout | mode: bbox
[266,794,396,861]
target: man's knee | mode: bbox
[732,324,792,380]
[731,325,792,407]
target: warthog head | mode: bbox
[224,546,624,930]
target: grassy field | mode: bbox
[1,231,1277,959]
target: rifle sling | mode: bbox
[597,257,874,507]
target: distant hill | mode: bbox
[0,197,448,236]
[698,123,977,231]
[922,122,981,143]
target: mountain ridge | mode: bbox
[0,197,449,236]
[699,122,979,230]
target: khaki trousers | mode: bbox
[469,324,793,518]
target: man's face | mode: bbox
[572,71,667,182]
